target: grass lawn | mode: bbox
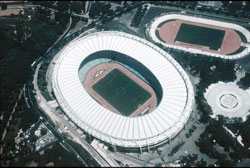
[235,30,247,43]
[227,46,246,55]
[157,19,177,28]
[92,68,151,116]
[155,29,165,43]
[175,23,225,50]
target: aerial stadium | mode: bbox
[51,31,194,151]
[147,13,250,59]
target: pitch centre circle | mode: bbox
[116,87,126,96]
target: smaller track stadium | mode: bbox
[147,13,250,59]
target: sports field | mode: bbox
[156,18,243,55]
[92,68,152,116]
[175,23,225,50]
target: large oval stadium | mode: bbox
[51,31,194,150]
[147,13,250,59]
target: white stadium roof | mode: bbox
[51,31,194,148]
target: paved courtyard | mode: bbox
[205,82,250,121]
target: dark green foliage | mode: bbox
[237,73,250,89]
[89,2,111,19]
[1,7,68,165]
[35,7,51,23]
[32,1,54,8]
[154,163,163,167]
[12,143,83,167]
[56,1,69,12]
[196,158,208,167]
[40,128,47,136]
[1,3,7,10]
[173,53,237,86]
[66,139,100,167]
[185,125,197,138]
[37,59,53,101]
[196,118,250,166]
[168,141,185,156]
[131,5,147,27]
[221,1,230,8]
[225,115,250,148]
[71,2,85,14]
[171,52,237,124]
[235,30,248,43]
[227,46,246,56]
[238,116,250,148]
[55,12,69,25]
[228,1,242,15]
[180,154,199,167]
[15,95,39,132]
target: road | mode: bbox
[32,61,114,166]
[25,79,88,166]
[52,110,114,167]
[108,151,155,167]
[2,2,140,166]
[31,40,113,167]
[23,84,30,109]
[31,62,113,166]
[22,11,88,165]
[44,15,72,56]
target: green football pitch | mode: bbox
[175,23,225,50]
[92,68,151,117]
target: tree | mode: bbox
[71,2,82,14]
[89,2,111,19]
[180,154,198,167]
[237,72,250,89]
[196,158,207,167]
[238,116,250,148]
[1,3,7,10]
[221,1,230,8]
[31,151,40,163]
[57,1,69,12]
[40,128,47,136]
[54,12,68,25]
[196,137,215,156]
[155,163,163,167]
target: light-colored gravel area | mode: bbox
[205,82,250,121]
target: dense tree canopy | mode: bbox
[237,72,250,89]
[1,2,7,10]
[89,2,111,19]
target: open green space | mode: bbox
[175,23,225,50]
[92,68,151,116]
[157,19,177,28]
[155,29,165,43]
[235,30,247,43]
[227,46,246,55]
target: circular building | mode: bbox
[205,82,250,121]
[147,13,250,59]
[51,31,194,150]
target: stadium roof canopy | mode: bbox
[52,31,194,148]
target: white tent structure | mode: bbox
[51,31,194,149]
